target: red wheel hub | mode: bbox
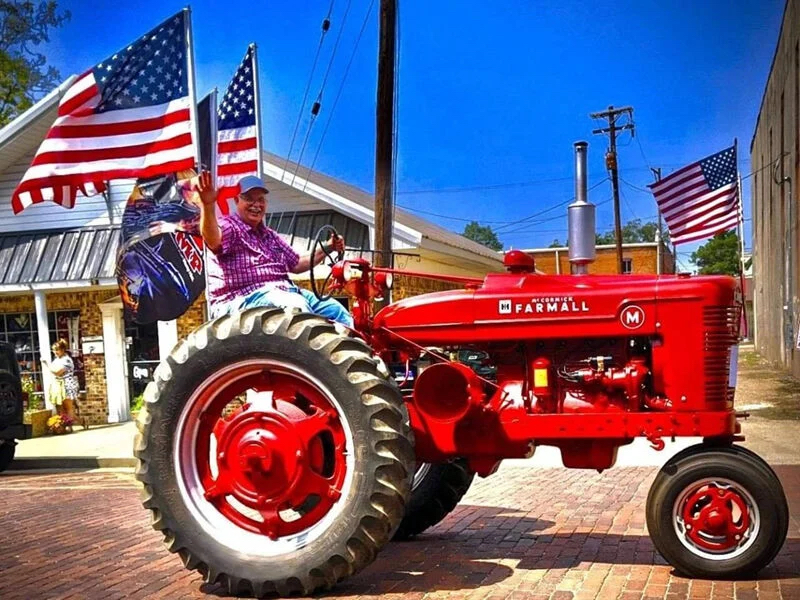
[680,482,751,553]
[191,365,348,540]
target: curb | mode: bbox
[10,457,137,470]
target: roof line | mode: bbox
[0,75,78,150]
[523,242,665,252]
[261,150,503,263]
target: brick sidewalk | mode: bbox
[0,464,797,600]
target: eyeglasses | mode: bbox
[239,195,267,205]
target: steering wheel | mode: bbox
[310,225,344,301]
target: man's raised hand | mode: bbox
[194,171,218,207]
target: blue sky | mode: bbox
[45,1,784,267]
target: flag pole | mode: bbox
[184,7,202,171]
[203,86,219,320]
[210,87,219,186]
[735,139,745,266]
[734,138,748,340]
[251,43,264,182]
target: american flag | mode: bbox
[216,45,259,211]
[648,145,741,245]
[11,11,196,215]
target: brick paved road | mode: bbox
[0,465,797,600]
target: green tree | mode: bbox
[0,1,70,127]
[462,221,503,251]
[596,218,669,245]
[690,230,741,275]
[548,238,564,248]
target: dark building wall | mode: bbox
[751,0,800,377]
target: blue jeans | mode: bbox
[212,283,354,327]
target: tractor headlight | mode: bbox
[374,272,393,290]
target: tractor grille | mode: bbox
[703,305,740,403]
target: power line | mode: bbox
[619,176,651,194]
[493,177,610,234]
[398,175,576,195]
[302,0,376,191]
[619,185,638,220]
[282,3,336,180]
[500,197,614,235]
[289,1,355,187]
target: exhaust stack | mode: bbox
[568,141,596,274]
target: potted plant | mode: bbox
[46,414,74,435]
[22,375,51,438]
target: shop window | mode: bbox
[0,310,84,408]
[622,258,633,274]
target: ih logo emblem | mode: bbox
[498,299,512,314]
[620,305,645,329]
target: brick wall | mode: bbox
[393,274,462,301]
[176,294,207,339]
[528,244,675,275]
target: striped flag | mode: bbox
[11,10,196,215]
[648,145,740,245]
[216,45,260,213]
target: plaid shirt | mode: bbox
[206,213,300,308]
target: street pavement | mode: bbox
[0,462,797,600]
[1,347,798,599]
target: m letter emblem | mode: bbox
[620,305,645,329]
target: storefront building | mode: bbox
[0,80,503,424]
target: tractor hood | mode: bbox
[373,272,737,347]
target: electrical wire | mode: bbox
[302,0,376,191]
[499,197,614,235]
[619,184,639,220]
[282,2,336,181]
[288,0,354,187]
[493,178,610,234]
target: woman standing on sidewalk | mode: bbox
[43,339,85,429]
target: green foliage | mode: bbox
[131,393,145,413]
[690,230,741,275]
[462,221,503,251]
[548,239,564,248]
[0,1,70,126]
[596,219,669,245]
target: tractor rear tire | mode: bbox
[394,459,474,539]
[0,441,15,473]
[646,444,788,579]
[135,308,415,597]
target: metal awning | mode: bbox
[0,226,120,291]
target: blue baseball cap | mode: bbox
[238,175,269,195]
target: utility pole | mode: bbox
[651,167,662,275]
[590,105,634,274]
[374,0,397,289]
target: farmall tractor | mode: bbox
[135,143,788,597]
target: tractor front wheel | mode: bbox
[135,309,414,597]
[646,444,788,578]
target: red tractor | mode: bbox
[134,145,787,597]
